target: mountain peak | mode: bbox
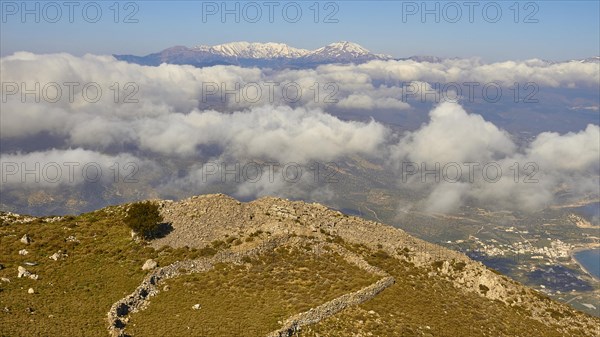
[314,41,372,57]
[329,41,371,51]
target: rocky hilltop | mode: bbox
[111,194,598,336]
[1,194,598,337]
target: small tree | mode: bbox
[125,201,163,240]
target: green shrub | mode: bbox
[124,201,164,240]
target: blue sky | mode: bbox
[1,0,599,61]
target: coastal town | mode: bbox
[440,217,600,315]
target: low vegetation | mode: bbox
[126,246,379,336]
[303,251,586,337]
[124,202,164,240]
[0,208,210,336]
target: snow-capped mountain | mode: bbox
[575,56,600,63]
[114,41,393,69]
[309,41,390,60]
[192,42,311,59]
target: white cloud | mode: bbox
[391,102,516,164]
[389,102,599,213]
[0,148,149,187]
[1,53,598,214]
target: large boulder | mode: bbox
[142,259,158,271]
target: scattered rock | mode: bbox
[192,304,201,310]
[142,259,158,271]
[65,235,79,243]
[18,249,29,256]
[17,266,30,278]
[0,277,10,283]
[130,229,144,243]
[163,285,170,291]
[20,234,31,244]
[43,216,64,223]
[18,266,38,280]
[23,262,37,266]
[28,288,35,294]
[26,307,34,314]
[2,307,9,313]
[49,250,68,261]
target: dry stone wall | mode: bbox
[107,236,395,337]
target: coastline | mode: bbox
[570,245,600,282]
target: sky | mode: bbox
[1,0,599,61]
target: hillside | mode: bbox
[0,194,598,337]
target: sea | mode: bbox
[573,201,600,225]
[574,248,600,279]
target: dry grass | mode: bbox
[126,246,379,337]
[303,247,579,337]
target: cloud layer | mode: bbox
[1,52,598,214]
[389,102,599,213]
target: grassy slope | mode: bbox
[0,209,211,337]
[127,246,379,336]
[1,207,597,337]
[305,244,589,337]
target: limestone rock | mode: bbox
[17,266,30,278]
[18,249,29,256]
[130,229,144,242]
[20,234,31,244]
[49,250,67,261]
[192,304,201,310]
[65,235,79,243]
[142,259,158,271]
[18,266,38,280]
[28,288,35,294]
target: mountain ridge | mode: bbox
[114,41,600,70]
[113,41,394,69]
[1,194,598,336]
[122,194,598,336]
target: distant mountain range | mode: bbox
[114,41,438,68]
[114,41,599,69]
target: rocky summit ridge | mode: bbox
[1,194,598,336]
[103,194,598,337]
